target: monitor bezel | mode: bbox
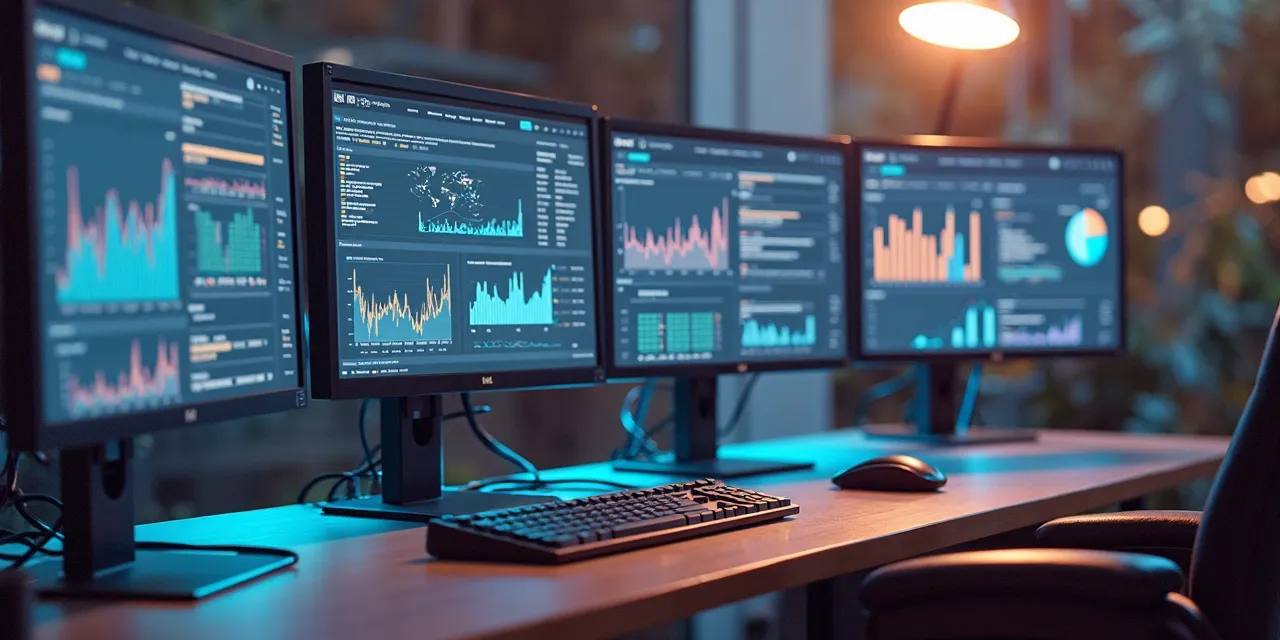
[302,63,608,400]
[851,135,1128,362]
[1,0,310,451]
[600,118,856,380]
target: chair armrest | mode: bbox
[862,548,1184,610]
[1036,510,1201,552]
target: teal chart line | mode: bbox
[419,200,524,238]
[473,339,562,349]
[469,267,554,326]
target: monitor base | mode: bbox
[322,490,558,523]
[27,548,294,600]
[612,456,814,479]
[862,424,1039,446]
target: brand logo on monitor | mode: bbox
[481,376,494,385]
[863,150,886,163]
[184,408,198,424]
[33,19,66,43]
[333,91,345,103]
[614,137,637,149]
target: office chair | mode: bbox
[0,571,33,640]
[860,308,1280,640]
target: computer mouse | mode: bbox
[832,454,947,492]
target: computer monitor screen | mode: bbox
[321,78,598,384]
[606,124,849,374]
[857,142,1123,358]
[29,5,303,427]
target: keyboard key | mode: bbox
[611,514,687,538]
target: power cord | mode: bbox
[460,393,539,482]
[297,396,534,504]
[855,364,987,429]
[717,373,761,438]
[613,374,761,461]
[458,474,637,493]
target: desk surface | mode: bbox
[36,429,1228,640]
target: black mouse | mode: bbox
[832,454,947,492]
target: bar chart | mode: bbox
[910,301,997,350]
[871,206,981,283]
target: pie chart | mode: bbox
[1065,208,1108,267]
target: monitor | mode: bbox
[604,122,851,378]
[856,138,1125,360]
[0,0,305,598]
[301,63,602,519]
[304,66,604,401]
[602,119,851,479]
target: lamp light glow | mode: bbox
[1138,205,1170,237]
[899,1,1020,50]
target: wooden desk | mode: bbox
[34,429,1228,640]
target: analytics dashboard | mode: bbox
[858,144,1123,357]
[608,129,847,370]
[32,6,302,425]
[328,84,598,379]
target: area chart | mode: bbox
[623,198,730,271]
[469,267,554,326]
[352,266,452,343]
[55,161,180,304]
[65,338,181,418]
[419,200,524,238]
[741,315,817,349]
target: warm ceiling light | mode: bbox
[1138,205,1170,237]
[1245,172,1280,204]
[899,1,1020,50]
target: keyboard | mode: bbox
[427,479,798,564]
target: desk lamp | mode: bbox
[899,0,1020,135]
[863,1,1032,444]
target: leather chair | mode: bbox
[0,570,32,640]
[860,309,1280,640]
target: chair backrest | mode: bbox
[1188,306,1280,640]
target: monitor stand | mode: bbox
[611,376,814,479]
[26,441,295,600]
[862,364,1038,445]
[321,395,556,523]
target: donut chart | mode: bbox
[1065,208,1108,267]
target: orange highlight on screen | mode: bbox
[37,64,61,83]
[872,206,981,283]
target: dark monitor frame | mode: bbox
[302,63,608,401]
[599,118,856,380]
[0,0,310,453]
[851,135,1128,364]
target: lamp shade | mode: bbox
[899,0,1020,50]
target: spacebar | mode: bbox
[610,515,688,538]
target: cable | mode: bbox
[850,369,916,427]
[134,541,299,568]
[296,398,522,504]
[612,381,667,461]
[461,393,539,480]
[357,398,375,472]
[956,363,984,432]
[717,373,761,438]
[13,494,62,540]
[458,473,637,493]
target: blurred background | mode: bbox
[12,0,1277,533]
